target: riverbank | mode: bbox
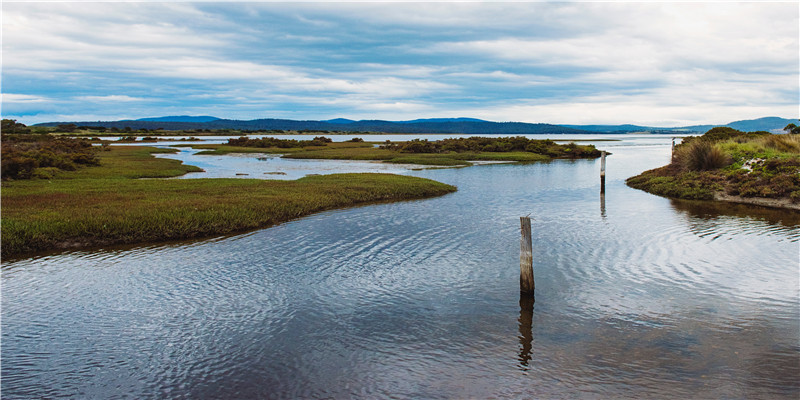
[626,128,800,210]
[1,145,456,258]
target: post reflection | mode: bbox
[600,192,607,219]
[518,294,535,370]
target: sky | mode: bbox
[2,2,798,126]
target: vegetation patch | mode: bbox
[627,126,800,207]
[1,143,456,258]
[1,133,101,180]
[190,135,600,166]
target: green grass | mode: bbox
[627,133,800,203]
[1,146,456,258]
[60,146,204,179]
[188,142,562,166]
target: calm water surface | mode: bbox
[3,136,799,398]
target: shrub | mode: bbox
[226,136,334,148]
[675,141,731,171]
[1,135,99,180]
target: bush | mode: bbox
[380,136,600,157]
[1,119,31,134]
[1,135,99,180]
[226,136,334,148]
[675,141,731,171]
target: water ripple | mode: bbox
[3,140,799,399]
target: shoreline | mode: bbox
[713,193,800,211]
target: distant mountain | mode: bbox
[683,117,795,133]
[36,117,590,135]
[561,124,654,133]
[136,115,220,123]
[324,118,356,124]
[568,116,797,134]
[397,118,487,124]
[34,115,797,134]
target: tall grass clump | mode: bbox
[756,134,800,153]
[674,140,731,171]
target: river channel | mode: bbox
[2,135,798,398]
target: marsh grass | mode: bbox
[1,146,456,258]
[674,141,731,171]
[192,139,572,166]
[628,132,800,203]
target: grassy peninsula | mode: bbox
[1,134,456,258]
[187,135,603,166]
[626,127,800,209]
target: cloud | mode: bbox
[76,95,147,102]
[3,93,49,103]
[1,2,797,125]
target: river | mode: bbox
[2,135,798,398]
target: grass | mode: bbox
[63,146,204,179]
[627,131,800,204]
[186,138,579,166]
[1,145,456,258]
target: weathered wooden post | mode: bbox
[520,216,534,294]
[600,151,607,194]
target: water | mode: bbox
[155,149,430,180]
[151,133,690,180]
[3,137,799,399]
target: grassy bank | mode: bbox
[626,128,800,209]
[1,145,456,258]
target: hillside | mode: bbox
[36,118,591,135]
[33,116,797,134]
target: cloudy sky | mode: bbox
[2,2,798,126]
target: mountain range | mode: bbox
[35,116,796,134]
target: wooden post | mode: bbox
[520,216,534,294]
[600,151,607,194]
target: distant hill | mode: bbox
[682,117,796,133]
[34,115,797,134]
[324,118,356,124]
[36,117,590,135]
[397,118,487,124]
[568,116,797,134]
[562,124,655,133]
[136,115,220,123]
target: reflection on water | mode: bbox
[671,198,800,228]
[600,192,607,219]
[3,137,799,399]
[518,294,535,371]
[155,148,429,180]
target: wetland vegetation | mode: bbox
[0,135,456,258]
[189,135,602,166]
[626,127,800,209]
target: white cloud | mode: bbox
[2,93,49,103]
[76,95,147,102]
[1,2,797,125]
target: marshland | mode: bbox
[2,129,798,398]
